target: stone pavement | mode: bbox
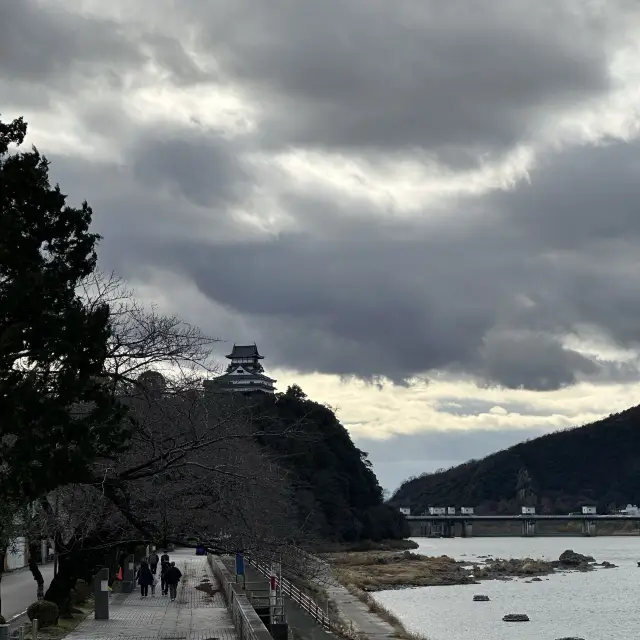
[66,549,238,640]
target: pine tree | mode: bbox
[0,115,128,503]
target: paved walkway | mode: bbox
[311,556,395,640]
[324,582,395,640]
[66,549,238,640]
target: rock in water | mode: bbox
[502,613,530,622]
[473,594,490,601]
[555,637,585,640]
[557,550,594,566]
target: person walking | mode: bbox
[149,550,160,575]
[136,560,154,598]
[150,574,158,597]
[160,556,171,596]
[160,550,170,565]
[164,561,182,601]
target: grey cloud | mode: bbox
[357,428,550,491]
[3,0,640,391]
[485,140,640,350]
[0,0,142,86]
[186,0,612,160]
[142,33,214,86]
[477,330,599,391]
[493,141,640,248]
[130,128,251,209]
[45,132,640,390]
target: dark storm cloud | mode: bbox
[1,0,638,390]
[185,0,612,160]
[130,128,251,209]
[477,331,600,391]
[163,211,622,389]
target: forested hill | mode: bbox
[391,405,640,514]
[254,384,409,542]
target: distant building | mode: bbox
[205,344,276,395]
[429,507,446,516]
[521,506,536,515]
[618,504,640,515]
[581,505,597,515]
[446,507,456,516]
[460,507,474,515]
[399,507,411,516]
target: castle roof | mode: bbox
[226,344,263,359]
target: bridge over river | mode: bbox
[405,514,640,537]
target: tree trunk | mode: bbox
[0,549,5,618]
[28,542,45,600]
[43,535,118,618]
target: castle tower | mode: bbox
[205,344,276,395]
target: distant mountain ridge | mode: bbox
[391,405,640,514]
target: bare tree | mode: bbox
[78,271,219,393]
[38,274,316,612]
[41,387,312,612]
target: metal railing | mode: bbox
[208,555,272,640]
[248,558,331,630]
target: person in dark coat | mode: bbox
[149,550,159,575]
[160,557,171,596]
[164,561,182,601]
[136,560,154,598]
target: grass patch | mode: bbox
[316,539,419,553]
[19,602,94,639]
[325,551,474,591]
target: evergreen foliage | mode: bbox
[254,384,409,541]
[392,405,640,514]
[0,115,127,502]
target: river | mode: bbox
[373,536,640,640]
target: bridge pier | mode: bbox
[460,521,473,538]
[521,519,536,536]
[443,521,455,538]
[581,519,596,536]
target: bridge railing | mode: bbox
[247,557,332,630]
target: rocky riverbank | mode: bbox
[324,548,616,592]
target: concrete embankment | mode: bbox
[224,555,406,640]
[308,553,417,640]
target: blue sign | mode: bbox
[235,553,245,576]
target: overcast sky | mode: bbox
[3,0,640,491]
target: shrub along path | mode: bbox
[64,549,237,640]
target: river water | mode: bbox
[374,536,640,640]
